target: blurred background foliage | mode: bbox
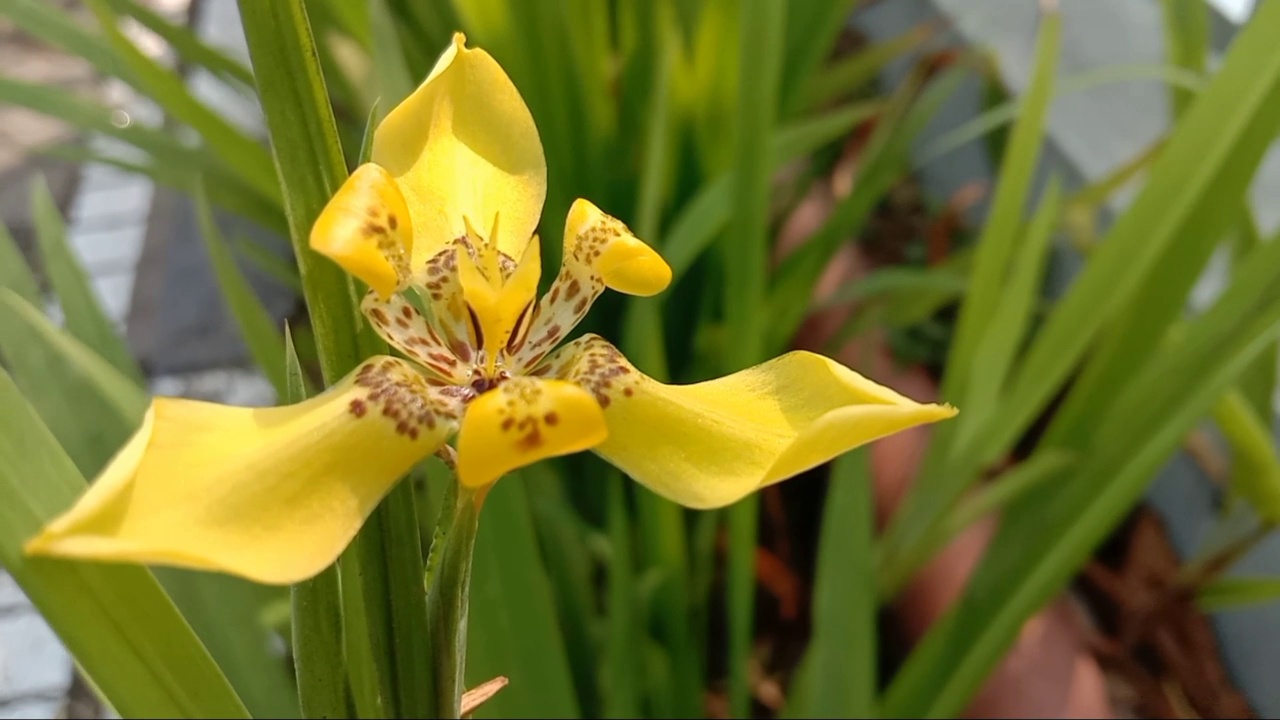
[2,0,1280,717]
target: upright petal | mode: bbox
[509,199,670,371]
[25,357,461,585]
[539,335,957,509]
[374,32,546,264]
[311,163,414,298]
[455,377,607,489]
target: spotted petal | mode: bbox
[455,376,607,489]
[374,32,546,265]
[24,358,460,585]
[540,335,957,509]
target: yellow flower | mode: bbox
[24,34,956,585]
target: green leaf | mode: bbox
[40,142,286,239]
[369,0,415,108]
[783,451,877,718]
[0,367,249,718]
[780,0,859,115]
[237,7,419,720]
[661,97,883,279]
[943,11,1060,414]
[232,234,304,294]
[0,217,41,305]
[466,478,581,718]
[236,0,367,382]
[0,288,143,475]
[768,63,966,351]
[919,63,1205,165]
[883,186,1280,719]
[1026,39,1280,460]
[1160,0,1209,117]
[1198,576,1280,612]
[723,2,787,715]
[29,175,142,383]
[1212,390,1280,523]
[604,476,642,717]
[965,0,1280,490]
[798,23,933,113]
[194,179,289,397]
[957,178,1064,446]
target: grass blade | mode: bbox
[29,175,142,383]
[0,219,40,306]
[661,97,883,279]
[604,476,641,717]
[724,1,787,715]
[783,451,877,718]
[883,199,1280,718]
[466,478,581,718]
[0,288,143,475]
[1198,576,1280,612]
[965,0,1280,486]
[194,179,289,397]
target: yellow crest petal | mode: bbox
[541,335,957,509]
[24,357,460,585]
[511,199,670,371]
[374,32,547,264]
[455,377,607,489]
[310,163,413,298]
[566,199,671,297]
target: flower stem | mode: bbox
[424,478,484,718]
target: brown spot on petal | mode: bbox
[544,411,559,426]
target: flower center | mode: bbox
[468,366,511,397]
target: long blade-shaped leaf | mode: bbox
[783,451,877,718]
[29,175,142,383]
[0,288,143,474]
[0,218,40,305]
[194,180,288,397]
[724,2,786,715]
[883,196,1280,718]
[965,0,1280,473]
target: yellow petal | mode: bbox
[455,377,607,489]
[541,335,957,509]
[24,357,461,585]
[567,198,671,296]
[510,199,670,371]
[374,32,546,265]
[310,163,413,298]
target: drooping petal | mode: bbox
[539,335,957,509]
[361,291,471,384]
[24,357,462,585]
[509,199,670,371]
[455,376,607,489]
[374,32,546,265]
[310,163,414,298]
